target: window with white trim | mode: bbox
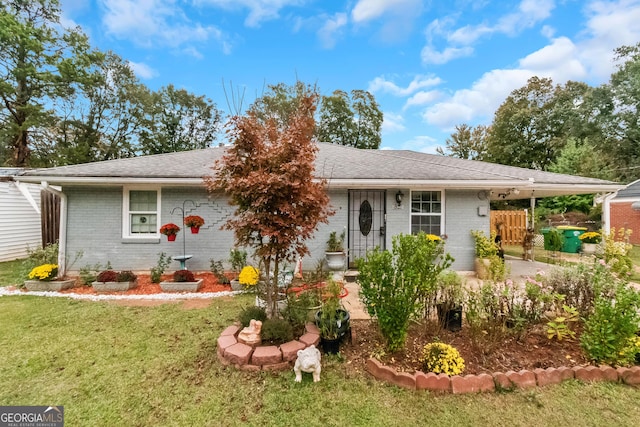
[410,191,442,235]
[123,188,160,237]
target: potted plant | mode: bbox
[24,263,75,291]
[159,223,181,241]
[435,270,464,332]
[579,231,601,255]
[315,279,350,354]
[229,248,247,290]
[92,270,137,292]
[470,230,505,280]
[184,215,205,234]
[325,230,346,271]
[159,269,203,292]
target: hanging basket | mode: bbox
[190,226,200,234]
[167,234,177,242]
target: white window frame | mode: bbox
[409,190,445,236]
[122,186,162,239]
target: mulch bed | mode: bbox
[59,272,230,295]
[342,319,591,376]
[55,275,594,376]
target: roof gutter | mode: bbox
[40,181,68,277]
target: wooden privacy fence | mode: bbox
[41,190,61,247]
[490,210,528,246]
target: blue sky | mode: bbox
[60,0,640,153]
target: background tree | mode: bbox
[436,124,489,159]
[33,51,149,166]
[316,89,383,149]
[138,84,222,155]
[485,77,563,170]
[206,85,334,317]
[0,0,98,166]
[596,42,640,182]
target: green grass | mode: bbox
[1,291,640,426]
[0,258,25,286]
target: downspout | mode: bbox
[602,191,618,235]
[41,181,68,277]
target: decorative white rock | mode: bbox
[294,344,322,382]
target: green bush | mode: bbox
[151,252,171,283]
[173,270,195,282]
[580,281,640,366]
[238,306,267,328]
[357,232,453,352]
[282,289,321,336]
[261,318,294,344]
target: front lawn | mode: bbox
[1,292,639,426]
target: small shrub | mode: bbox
[229,249,247,274]
[261,318,294,344]
[580,282,640,366]
[79,262,106,286]
[117,271,137,282]
[21,243,59,278]
[546,305,579,341]
[210,259,230,284]
[151,252,171,283]
[173,270,195,282]
[601,228,633,275]
[96,270,118,282]
[283,289,321,336]
[470,230,498,258]
[358,232,454,352]
[544,264,595,315]
[238,306,267,328]
[420,342,465,375]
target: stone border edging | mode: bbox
[365,358,640,393]
[217,323,321,371]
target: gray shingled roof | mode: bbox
[613,179,640,199]
[13,143,622,198]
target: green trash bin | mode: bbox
[557,226,587,253]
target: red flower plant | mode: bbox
[184,215,205,228]
[159,223,181,235]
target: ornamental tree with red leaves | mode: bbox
[206,84,334,317]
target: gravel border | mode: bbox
[0,286,241,301]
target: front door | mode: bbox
[348,190,386,266]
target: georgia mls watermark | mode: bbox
[0,406,64,427]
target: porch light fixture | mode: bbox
[395,190,404,207]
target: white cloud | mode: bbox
[381,112,406,133]
[422,0,556,65]
[404,90,443,109]
[393,135,440,154]
[368,74,442,96]
[421,45,474,65]
[127,61,158,79]
[317,13,348,49]
[577,0,640,80]
[351,0,422,23]
[196,0,304,27]
[100,0,230,52]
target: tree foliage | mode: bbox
[206,85,334,317]
[0,0,99,166]
[317,89,383,149]
[436,124,488,159]
[138,84,222,155]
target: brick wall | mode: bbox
[609,200,640,244]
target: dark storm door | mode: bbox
[348,190,386,266]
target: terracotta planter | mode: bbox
[159,279,203,292]
[167,234,177,242]
[24,279,75,292]
[92,280,137,293]
[190,226,200,234]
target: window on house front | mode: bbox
[410,191,442,235]
[124,189,159,237]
